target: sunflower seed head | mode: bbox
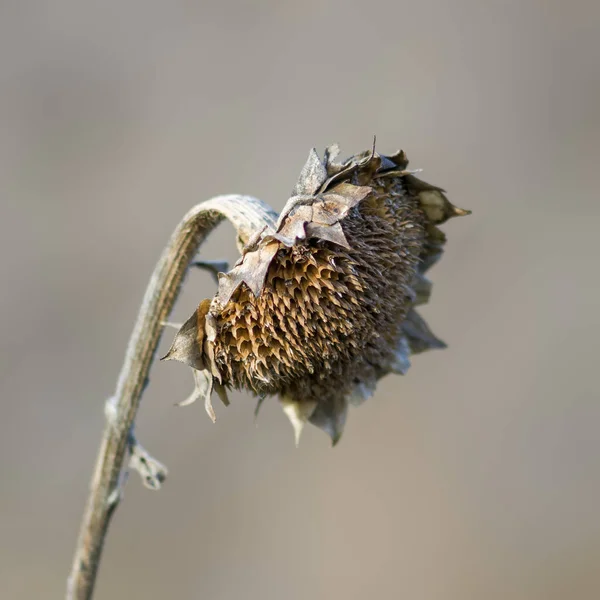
[167,144,469,444]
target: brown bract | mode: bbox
[163,144,470,444]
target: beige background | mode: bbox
[1,1,599,599]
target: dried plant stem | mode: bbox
[66,195,277,600]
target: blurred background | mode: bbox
[1,1,599,598]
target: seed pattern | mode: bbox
[165,144,470,443]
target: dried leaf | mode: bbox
[274,182,371,252]
[203,339,221,383]
[311,200,346,225]
[254,394,267,420]
[321,163,358,191]
[175,368,214,420]
[349,378,377,406]
[204,312,218,342]
[389,335,411,375]
[191,259,230,284]
[127,437,168,490]
[322,183,372,211]
[419,247,443,274]
[214,381,230,407]
[373,168,422,179]
[275,195,314,230]
[412,273,432,306]
[161,299,211,370]
[387,149,409,169]
[199,370,217,421]
[281,397,317,446]
[293,148,328,196]
[309,395,348,446]
[405,175,471,224]
[277,205,312,242]
[402,309,447,354]
[323,143,341,169]
[378,155,398,171]
[305,222,350,249]
[216,240,280,305]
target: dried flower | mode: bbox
[163,143,470,444]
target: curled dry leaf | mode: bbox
[164,144,470,444]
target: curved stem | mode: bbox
[66,195,277,600]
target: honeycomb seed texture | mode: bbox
[164,144,470,444]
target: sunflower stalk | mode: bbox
[67,195,277,600]
[67,143,469,599]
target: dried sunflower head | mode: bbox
[164,143,469,444]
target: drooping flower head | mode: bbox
[164,144,469,444]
